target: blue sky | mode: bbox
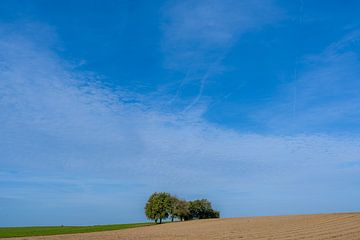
[1,0,360,226]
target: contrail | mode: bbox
[183,50,228,113]
[167,68,191,106]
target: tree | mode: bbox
[145,193,220,222]
[168,195,178,222]
[208,209,220,218]
[145,192,172,224]
[188,199,219,220]
[172,198,190,221]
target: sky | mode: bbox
[0,0,360,227]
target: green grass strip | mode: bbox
[0,222,154,238]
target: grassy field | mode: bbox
[0,223,154,238]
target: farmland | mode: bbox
[3,212,360,239]
[0,223,153,238]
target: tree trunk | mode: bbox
[171,217,174,222]
[160,218,162,224]
[155,219,158,224]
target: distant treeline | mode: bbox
[145,192,220,224]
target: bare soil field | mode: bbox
[8,212,360,240]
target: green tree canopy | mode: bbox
[188,199,220,219]
[144,192,172,224]
[145,193,219,222]
[172,198,190,221]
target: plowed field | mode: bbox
[7,212,360,240]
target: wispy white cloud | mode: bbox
[1,23,359,225]
[254,29,360,133]
[162,0,282,66]
[161,0,283,110]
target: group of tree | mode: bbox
[145,192,220,224]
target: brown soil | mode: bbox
[10,212,360,240]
